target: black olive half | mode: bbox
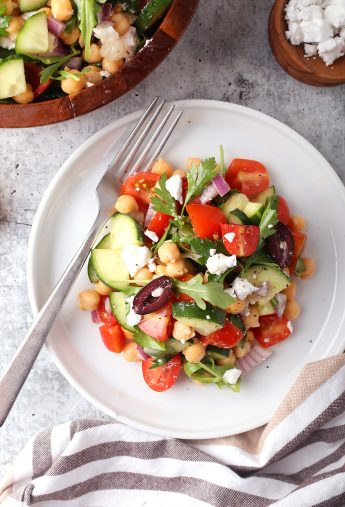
[265,222,294,268]
[133,276,173,315]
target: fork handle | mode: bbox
[0,211,105,426]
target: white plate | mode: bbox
[28,100,345,439]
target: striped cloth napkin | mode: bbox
[1,354,345,507]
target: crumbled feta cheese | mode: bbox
[166,174,183,204]
[152,287,164,298]
[100,70,111,78]
[147,258,157,273]
[209,248,217,256]
[126,296,141,326]
[285,0,345,64]
[122,245,151,277]
[224,232,236,243]
[287,321,294,332]
[206,315,211,320]
[232,277,258,300]
[145,229,159,243]
[224,287,236,298]
[223,368,242,385]
[206,253,237,275]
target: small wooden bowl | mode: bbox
[269,0,345,86]
[0,0,199,128]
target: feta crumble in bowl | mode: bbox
[0,0,199,127]
[78,148,315,393]
[269,0,345,85]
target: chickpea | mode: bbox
[284,300,300,320]
[217,350,236,366]
[284,280,297,300]
[83,43,102,64]
[122,327,134,339]
[113,3,122,13]
[226,299,246,314]
[166,259,188,278]
[78,289,100,311]
[60,26,80,45]
[291,215,305,231]
[12,84,34,104]
[173,321,195,342]
[155,265,167,277]
[115,194,138,214]
[111,12,130,35]
[158,242,180,264]
[299,258,316,279]
[183,342,205,363]
[234,341,251,358]
[134,267,153,286]
[6,16,24,41]
[61,70,86,95]
[247,330,255,342]
[151,158,174,177]
[51,0,73,21]
[242,305,260,329]
[83,65,103,86]
[102,57,124,75]
[173,169,186,178]
[123,342,140,362]
[95,280,112,296]
[2,0,13,15]
[186,157,201,170]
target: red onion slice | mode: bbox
[236,343,272,375]
[98,2,113,22]
[212,173,230,197]
[199,184,219,204]
[274,293,287,319]
[137,345,150,360]
[47,17,66,37]
[104,297,112,315]
[91,310,100,323]
[144,205,156,227]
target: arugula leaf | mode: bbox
[207,267,237,283]
[242,249,279,272]
[183,357,240,391]
[185,238,227,265]
[184,157,217,206]
[150,355,173,369]
[173,274,234,310]
[39,50,80,83]
[0,15,10,37]
[74,0,99,61]
[295,257,306,277]
[259,195,278,245]
[133,328,166,353]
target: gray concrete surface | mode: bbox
[1,0,344,477]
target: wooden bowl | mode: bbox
[269,0,345,86]
[0,0,199,128]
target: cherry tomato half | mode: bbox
[278,196,291,226]
[147,212,172,239]
[96,296,117,326]
[221,223,260,257]
[201,320,243,348]
[99,324,126,353]
[142,355,181,392]
[226,159,270,197]
[24,63,52,97]
[186,204,227,239]
[121,173,159,206]
[254,315,291,348]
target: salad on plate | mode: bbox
[0,0,173,103]
[78,149,316,392]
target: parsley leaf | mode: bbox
[187,238,227,265]
[259,195,278,246]
[184,157,217,206]
[0,15,10,37]
[151,174,183,227]
[74,0,99,61]
[173,274,234,310]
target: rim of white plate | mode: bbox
[27,99,345,438]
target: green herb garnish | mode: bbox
[259,195,279,246]
[173,274,234,310]
[183,157,217,209]
[74,0,99,61]
[183,357,240,391]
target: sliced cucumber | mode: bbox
[252,185,276,205]
[110,213,144,250]
[16,11,49,55]
[91,249,129,290]
[172,302,225,335]
[221,192,249,218]
[0,58,26,99]
[243,265,290,305]
[229,208,250,225]
[109,291,134,331]
[135,0,173,33]
[243,202,264,225]
[257,301,276,316]
[165,338,188,354]
[88,233,111,283]
[18,0,47,12]
[206,345,230,360]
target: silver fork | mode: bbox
[0,98,182,426]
